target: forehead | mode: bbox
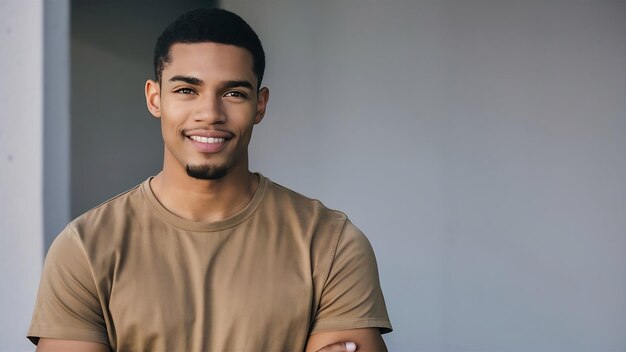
[163,43,256,85]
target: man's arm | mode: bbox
[28,230,111,348]
[307,221,392,351]
[36,338,110,352]
[305,328,388,352]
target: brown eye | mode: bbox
[224,91,246,98]
[175,88,195,95]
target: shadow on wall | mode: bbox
[69,1,216,223]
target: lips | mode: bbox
[189,136,225,144]
[183,129,233,153]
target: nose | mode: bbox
[192,95,225,124]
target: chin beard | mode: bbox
[185,164,228,180]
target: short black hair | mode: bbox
[153,8,265,87]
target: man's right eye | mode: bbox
[174,88,195,95]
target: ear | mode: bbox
[145,79,161,118]
[254,87,269,124]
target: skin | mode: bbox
[36,339,109,352]
[306,328,388,352]
[36,43,386,352]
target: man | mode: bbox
[28,8,391,351]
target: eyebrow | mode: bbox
[168,76,254,91]
[169,75,203,85]
[222,80,254,90]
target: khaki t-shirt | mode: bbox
[28,174,391,351]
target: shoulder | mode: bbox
[259,176,357,265]
[259,176,373,274]
[69,181,146,236]
[62,180,150,260]
[263,177,348,227]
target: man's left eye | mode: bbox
[225,91,245,98]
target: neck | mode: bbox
[150,161,259,223]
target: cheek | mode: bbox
[160,104,188,127]
[223,104,257,124]
[159,113,185,143]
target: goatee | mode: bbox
[185,164,228,180]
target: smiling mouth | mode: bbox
[189,136,226,144]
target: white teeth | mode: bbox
[190,136,225,144]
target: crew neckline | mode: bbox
[141,173,268,232]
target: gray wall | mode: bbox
[222,1,626,351]
[0,1,44,351]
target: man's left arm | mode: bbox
[306,328,387,352]
[307,220,392,352]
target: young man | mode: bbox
[28,8,391,352]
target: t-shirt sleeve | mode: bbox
[310,220,392,334]
[27,226,110,346]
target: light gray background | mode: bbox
[0,1,44,351]
[1,1,625,351]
